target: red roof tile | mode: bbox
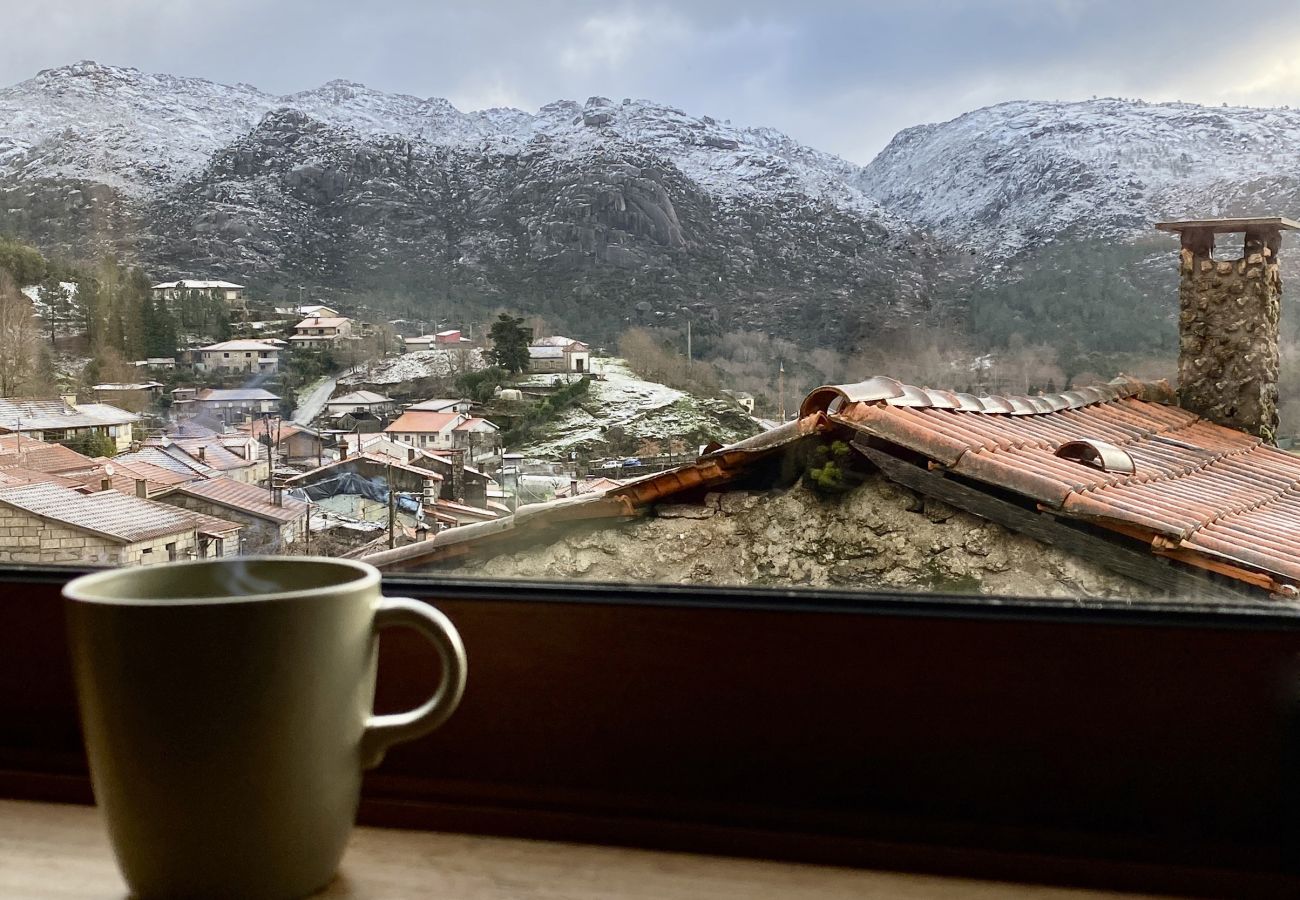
[804,376,1300,593]
[169,476,306,524]
[385,411,461,434]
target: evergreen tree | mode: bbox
[487,313,530,373]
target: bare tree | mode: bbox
[0,272,39,396]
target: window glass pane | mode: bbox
[0,9,1293,608]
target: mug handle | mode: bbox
[360,597,467,770]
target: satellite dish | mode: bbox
[103,464,115,477]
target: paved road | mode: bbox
[291,375,336,425]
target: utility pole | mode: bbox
[778,360,786,422]
[304,503,311,554]
[387,461,396,549]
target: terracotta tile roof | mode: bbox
[453,417,495,431]
[0,436,99,475]
[181,509,244,537]
[168,438,257,471]
[802,376,1300,594]
[170,475,306,524]
[0,482,197,543]
[0,466,86,489]
[385,411,461,434]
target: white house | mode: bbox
[384,410,501,464]
[290,316,353,350]
[0,397,138,453]
[406,398,473,414]
[297,304,341,319]
[153,280,247,313]
[196,340,281,374]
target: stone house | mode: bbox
[527,336,590,374]
[0,482,239,566]
[195,340,281,374]
[159,476,308,552]
[184,389,281,425]
[245,420,328,464]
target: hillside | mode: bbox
[0,62,945,352]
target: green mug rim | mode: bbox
[62,556,381,606]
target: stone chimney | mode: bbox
[1157,216,1298,440]
[450,448,466,502]
[134,478,147,499]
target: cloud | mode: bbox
[2,0,1299,163]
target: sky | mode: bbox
[4,0,1300,164]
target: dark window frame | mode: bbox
[3,566,1300,896]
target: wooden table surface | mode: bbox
[0,799,1175,899]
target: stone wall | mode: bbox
[0,507,198,565]
[1177,233,1281,439]
[435,475,1164,600]
[0,506,122,565]
[159,494,292,552]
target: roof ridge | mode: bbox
[800,375,1175,419]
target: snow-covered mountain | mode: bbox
[0,61,938,349]
[860,98,1300,260]
[0,60,891,219]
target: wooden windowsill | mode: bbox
[0,799,1166,900]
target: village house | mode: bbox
[195,340,281,375]
[297,304,341,319]
[91,382,165,414]
[324,409,384,434]
[325,390,398,417]
[132,357,177,371]
[403,335,435,352]
[0,397,138,454]
[527,336,590,374]
[0,482,239,566]
[338,434,496,509]
[152,280,248,314]
[182,388,281,425]
[158,476,308,552]
[149,435,268,485]
[244,419,329,465]
[407,398,473,414]
[384,409,502,466]
[290,316,353,350]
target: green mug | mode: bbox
[64,556,467,900]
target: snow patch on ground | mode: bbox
[515,359,760,459]
[339,348,487,386]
